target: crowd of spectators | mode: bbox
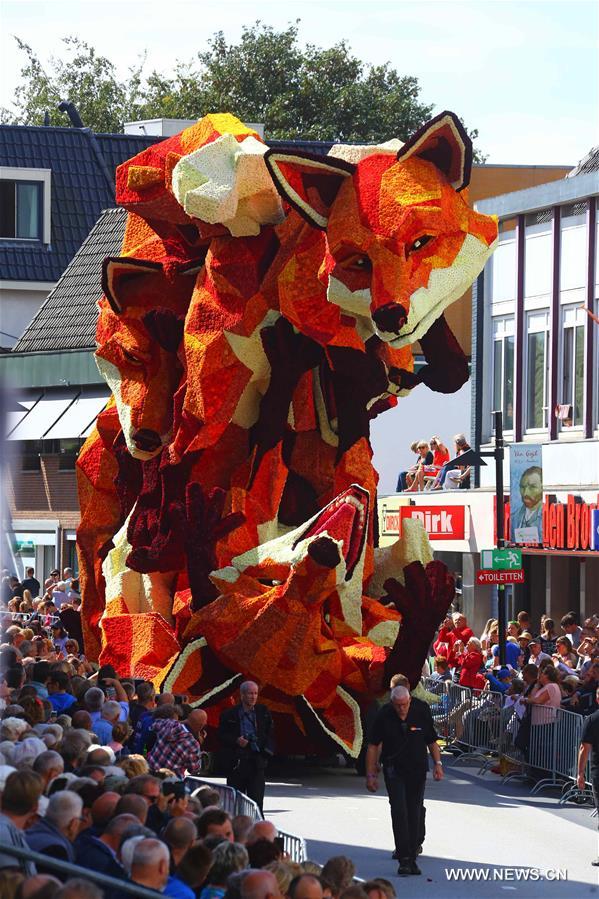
[0,565,404,899]
[428,609,599,722]
[396,434,471,493]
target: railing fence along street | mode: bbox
[421,676,594,812]
[185,776,308,862]
[0,843,163,897]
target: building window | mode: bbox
[526,311,550,430]
[524,210,552,298]
[58,439,81,471]
[560,306,585,428]
[20,440,42,471]
[560,201,587,292]
[492,317,514,430]
[490,223,517,303]
[0,180,43,239]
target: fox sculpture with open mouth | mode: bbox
[77,111,497,755]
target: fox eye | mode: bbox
[121,347,144,366]
[340,254,372,272]
[408,234,434,254]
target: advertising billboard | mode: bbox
[509,444,543,545]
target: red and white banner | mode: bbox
[383,505,466,541]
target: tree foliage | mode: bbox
[2,37,145,133]
[1,23,485,157]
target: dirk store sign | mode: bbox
[382,504,466,540]
[498,494,599,551]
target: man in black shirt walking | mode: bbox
[577,685,599,866]
[366,685,443,877]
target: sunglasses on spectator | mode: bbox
[143,793,159,804]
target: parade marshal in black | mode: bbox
[218,692,273,812]
[370,698,438,775]
[368,696,441,875]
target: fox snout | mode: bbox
[372,303,408,336]
[132,428,162,454]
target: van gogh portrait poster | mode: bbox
[509,444,543,545]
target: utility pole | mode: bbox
[493,410,507,666]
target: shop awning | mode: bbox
[4,392,43,436]
[7,390,79,441]
[44,390,109,439]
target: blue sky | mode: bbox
[1,0,597,164]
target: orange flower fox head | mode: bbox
[95,257,200,459]
[265,112,498,349]
[207,484,374,647]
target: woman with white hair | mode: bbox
[455,637,486,691]
[0,717,30,742]
[10,735,47,767]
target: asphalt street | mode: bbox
[257,761,598,899]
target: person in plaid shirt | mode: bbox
[147,708,207,777]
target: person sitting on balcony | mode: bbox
[396,441,432,492]
[442,435,471,490]
[407,436,450,492]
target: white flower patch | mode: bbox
[386,232,498,348]
[328,138,403,164]
[172,134,285,237]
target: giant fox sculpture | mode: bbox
[77,111,497,755]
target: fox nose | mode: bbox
[308,536,341,569]
[132,428,162,453]
[372,303,408,335]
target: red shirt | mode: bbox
[432,448,450,468]
[434,625,475,665]
[457,651,486,689]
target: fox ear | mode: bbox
[264,150,355,230]
[101,257,201,314]
[397,111,473,191]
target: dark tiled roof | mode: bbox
[94,132,160,177]
[268,139,333,156]
[567,146,599,178]
[13,207,127,352]
[0,125,159,283]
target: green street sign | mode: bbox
[14,540,35,554]
[481,548,523,571]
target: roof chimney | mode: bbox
[58,101,84,129]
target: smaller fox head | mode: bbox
[95,257,200,459]
[265,112,498,349]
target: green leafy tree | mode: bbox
[2,23,486,158]
[139,22,438,144]
[1,36,145,133]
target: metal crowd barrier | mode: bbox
[422,677,595,812]
[0,610,60,624]
[278,830,308,863]
[184,776,307,860]
[235,790,265,820]
[185,775,238,814]
[0,842,161,897]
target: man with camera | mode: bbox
[218,681,274,812]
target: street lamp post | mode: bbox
[439,417,508,665]
[492,410,507,667]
